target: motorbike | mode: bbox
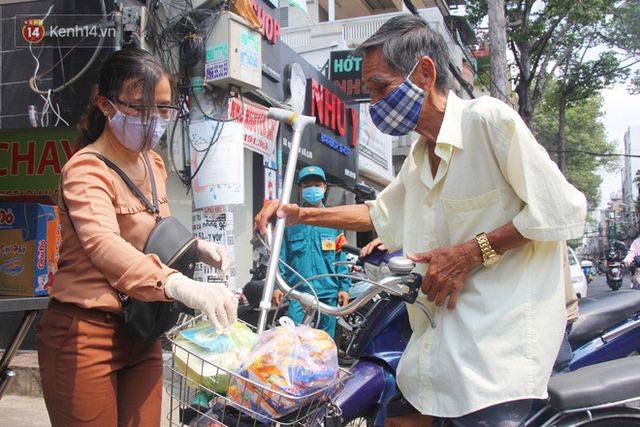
[605,242,629,291]
[255,229,640,426]
[569,289,640,370]
[605,260,624,291]
[334,245,402,366]
[580,260,594,284]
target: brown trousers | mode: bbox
[36,299,163,427]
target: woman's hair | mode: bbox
[76,48,176,148]
[352,14,450,94]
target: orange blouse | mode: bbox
[51,146,176,313]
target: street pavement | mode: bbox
[0,271,632,426]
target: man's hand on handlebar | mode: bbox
[361,237,386,258]
[253,198,302,235]
[407,240,477,310]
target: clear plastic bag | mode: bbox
[172,321,257,393]
[228,317,340,419]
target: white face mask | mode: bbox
[107,101,170,152]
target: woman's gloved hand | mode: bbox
[165,273,238,333]
[197,239,230,278]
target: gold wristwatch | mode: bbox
[475,232,502,267]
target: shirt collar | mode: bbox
[411,90,465,159]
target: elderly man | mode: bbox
[255,14,586,427]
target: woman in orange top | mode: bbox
[36,48,238,427]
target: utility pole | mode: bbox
[487,0,509,103]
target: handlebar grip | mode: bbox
[267,108,297,122]
[342,244,362,256]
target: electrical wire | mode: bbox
[547,149,640,158]
[29,0,108,95]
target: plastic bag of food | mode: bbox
[228,317,339,420]
[172,321,257,393]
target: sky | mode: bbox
[598,84,640,210]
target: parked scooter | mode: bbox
[569,289,640,370]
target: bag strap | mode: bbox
[83,151,161,220]
[63,151,162,302]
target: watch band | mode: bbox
[475,232,500,266]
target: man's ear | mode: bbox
[414,56,437,92]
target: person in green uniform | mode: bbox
[272,166,350,337]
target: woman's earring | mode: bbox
[103,110,108,116]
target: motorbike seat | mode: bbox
[569,290,640,346]
[548,356,640,411]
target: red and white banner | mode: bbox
[229,97,279,157]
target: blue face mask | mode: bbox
[369,61,425,136]
[302,187,325,205]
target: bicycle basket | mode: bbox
[165,315,353,427]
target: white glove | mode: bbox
[165,273,238,333]
[197,239,230,278]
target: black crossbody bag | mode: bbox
[62,152,197,344]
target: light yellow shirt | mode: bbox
[366,92,587,417]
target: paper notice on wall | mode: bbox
[192,205,236,289]
[229,97,279,157]
[190,120,244,208]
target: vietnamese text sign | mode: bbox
[0,127,78,197]
[229,97,279,156]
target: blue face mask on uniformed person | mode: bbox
[369,60,425,136]
[302,187,325,205]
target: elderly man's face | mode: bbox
[361,46,407,105]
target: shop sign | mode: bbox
[0,127,78,197]
[250,0,281,45]
[309,78,359,148]
[329,50,370,101]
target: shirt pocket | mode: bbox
[288,231,307,256]
[319,232,337,261]
[442,188,506,244]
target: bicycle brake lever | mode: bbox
[394,273,437,329]
[395,273,422,304]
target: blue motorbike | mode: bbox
[569,289,640,371]
[323,248,640,427]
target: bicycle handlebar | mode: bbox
[264,225,437,328]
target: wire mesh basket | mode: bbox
[165,314,353,427]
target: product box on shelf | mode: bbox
[0,201,60,297]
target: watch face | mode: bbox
[484,254,502,267]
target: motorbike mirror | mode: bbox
[580,260,593,268]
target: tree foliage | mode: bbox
[465,0,639,130]
[534,87,619,210]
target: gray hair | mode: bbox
[352,14,450,94]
